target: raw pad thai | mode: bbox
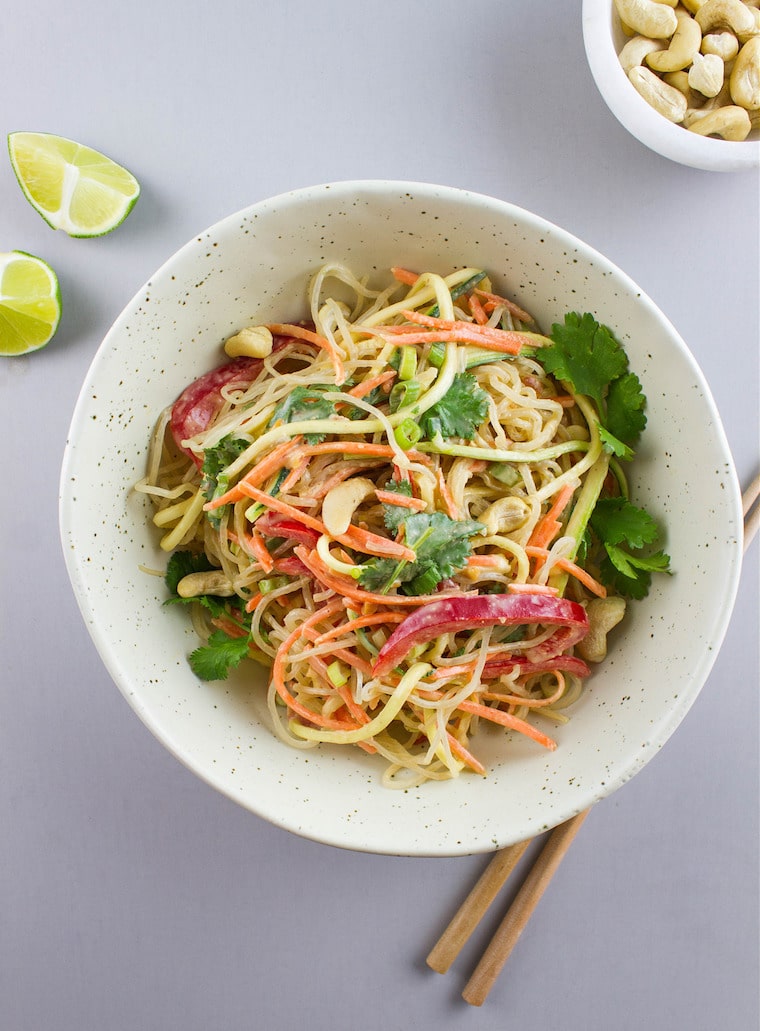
[137,264,670,787]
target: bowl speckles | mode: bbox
[59,181,742,855]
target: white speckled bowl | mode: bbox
[583,0,760,172]
[60,181,742,855]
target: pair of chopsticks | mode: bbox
[428,472,760,1007]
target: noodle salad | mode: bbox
[137,264,670,787]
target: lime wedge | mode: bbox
[0,251,62,355]
[8,131,140,238]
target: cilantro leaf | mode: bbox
[589,496,671,599]
[541,313,647,459]
[201,435,250,525]
[188,630,252,681]
[605,372,646,448]
[590,497,659,549]
[543,313,628,411]
[268,384,337,443]
[357,557,401,593]
[358,511,484,595]
[418,372,489,441]
[380,479,414,532]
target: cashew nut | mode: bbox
[322,477,376,536]
[614,0,679,38]
[620,35,666,73]
[177,570,236,598]
[662,68,705,103]
[647,8,703,70]
[701,29,740,59]
[680,0,707,11]
[629,64,690,119]
[224,325,274,359]
[688,50,726,94]
[696,0,756,37]
[686,102,753,135]
[479,496,531,536]
[575,597,627,664]
[730,36,760,107]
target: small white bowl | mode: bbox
[60,181,743,855]
[583,0,760,171]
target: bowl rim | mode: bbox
[582,0,760,172]
[59,179,745,854]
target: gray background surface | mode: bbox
[1,2,758,1029]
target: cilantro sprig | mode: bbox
[588,497,671,599]
[541,313,646,459]
[268,384,338,443]
[201,435,250,526]
[359,510,484,595]
[418,372,489,441]
[188,631,252,681]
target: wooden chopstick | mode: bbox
[426,838,531,974]
[462,809,589,1006]
[427,472,760,1005]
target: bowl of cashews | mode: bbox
[583,0,760,170]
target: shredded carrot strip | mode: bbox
[203,437,304,511]
[390,266,419,286]
[302,629,374,676]
[248,530,274,573]
[268,322,346,385]
[374,489,428,512]
[474,288,534,324]
[346,370,396,398]
[525,546,607,598]
[239,484,414,561]
[271,600,362,729]
[435,467,459,519]
[370,326,527,354]
[310,460,381,501]
[398,309,528,352]
[342,524,415,561]
[482,673,566,710]
[244,592,264,613]
[278,455,310,494]
[313,611,407,645]
[467,292,489,325]
[553,557,607,598]
[466,554,503,569]
[528,483,576,550]
[447,732,487,776]
[300,440,432,465]
[507,582,560,596]
[456,700,557,750]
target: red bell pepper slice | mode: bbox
[481,654,590,680]
[169,333,294,466]
[372,593,588,677]
[255,513,320,548]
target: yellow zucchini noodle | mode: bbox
[136,263,642,788]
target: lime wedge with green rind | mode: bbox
[8,131,140,238]
[0,251,62,355]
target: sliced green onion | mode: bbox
[259,576,288,594]
[397,345,417,381]
[326,661,348,687]
[407,565,441,595]
[489,463,521,487]
[428,342,446,368]
[394,418,422,450]
[389,379,421,413]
